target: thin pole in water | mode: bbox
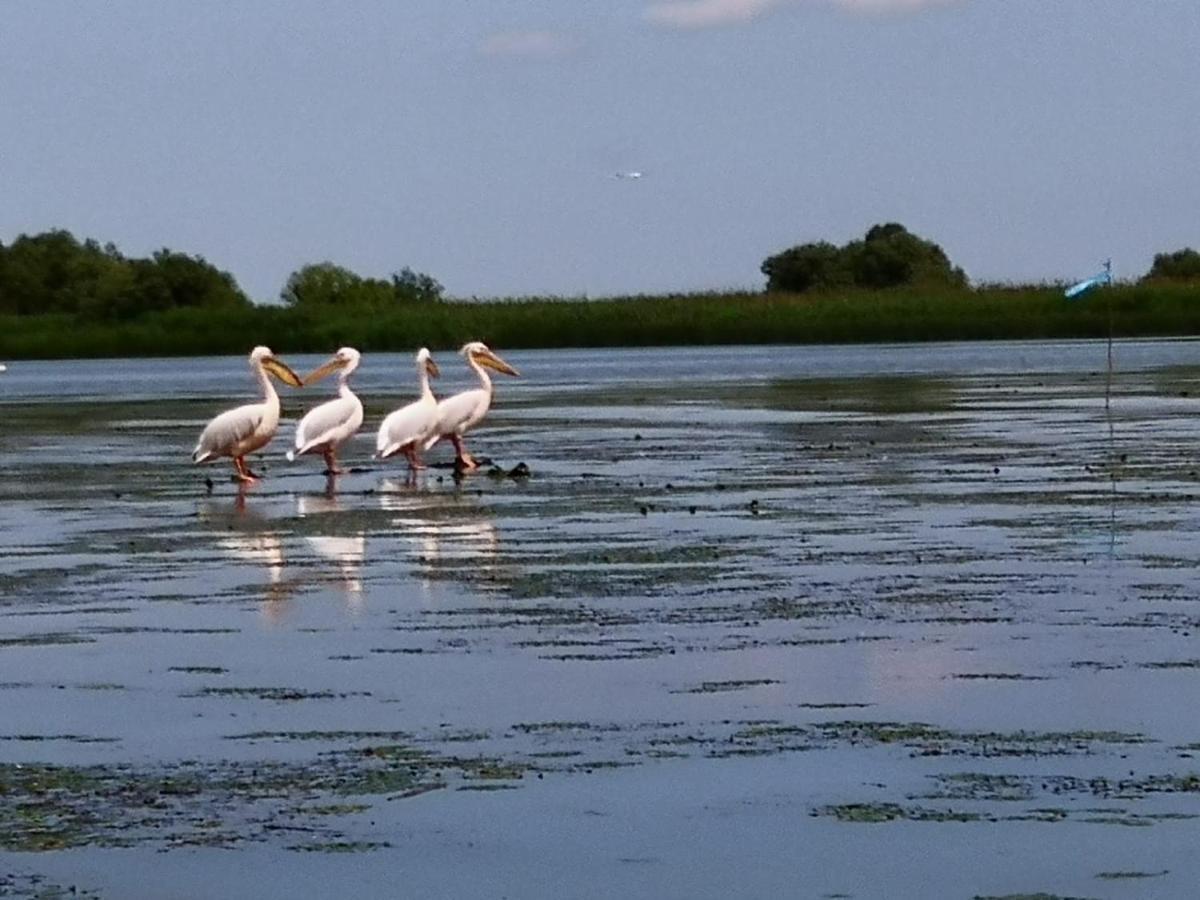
[1103,258,1114,416]
[1101,259,1116,559]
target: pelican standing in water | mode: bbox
[288,347,364,475]
[423,342,519,470]
[192,346,304,482]
[376,348,440,470]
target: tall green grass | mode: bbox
[2,283,1198,360]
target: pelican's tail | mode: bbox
[290,440,322,460]
[375,425,395,459]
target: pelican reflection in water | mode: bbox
[296,488,367,605]
[198,489,289,609]
[377,478,500,577]
[198,484,366,618]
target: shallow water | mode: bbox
[4,340,1200,898]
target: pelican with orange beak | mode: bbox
[192,345,304,482]
[423,342,519,470]
[376,348,441,470]
[288,347,365,474]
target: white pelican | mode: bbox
[192,346,303,482]
[423,342,519,470]
[376,348,441,470]
[287,347,364,474]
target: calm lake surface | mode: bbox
[4,339,1200,899]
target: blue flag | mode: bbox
[1065,260,1113,299]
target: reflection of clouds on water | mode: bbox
[296,490,366,606]
[865,640,958,705]
[377,478,500,576]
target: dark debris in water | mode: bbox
[0,734,118,744]
[0,740,530,853]
[0,872,103,900]
[0,633,96,649]
[187,686,370,702]
[673,678,780,694]
[807,721,1151,758]
[1094,869,1169,880]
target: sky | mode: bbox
[1,0,1198,301]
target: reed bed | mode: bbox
[2,283,1198,359]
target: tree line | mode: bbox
[0,226,1197,320]
[762,224,1200,294]
[0,230,249,319]
[0,230,442,320]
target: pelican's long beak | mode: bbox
[302,356,347,386]
[426,358,440,378]
[263,357,304,388]
[476,350,520,377]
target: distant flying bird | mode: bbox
[613,171,644,180]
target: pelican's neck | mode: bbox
[338,359,359,396]
[467,354,493,394]
[254,361,279,408]
[416,362,434,400]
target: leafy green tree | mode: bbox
[146,250,248,310]
[1144,248,1200,282]
[0,230,251,319]
[760,241,849,293]
[391,266,443,303]
[864,223,910,242]
[282,262,444,307]
[0,230,94,314]
[762,223,966,293]
[281,262,363,307]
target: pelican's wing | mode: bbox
[376,396,437,458]
[193,403,264,462]
[294,394,362,456]
[421,389,486,450]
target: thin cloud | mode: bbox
[644,0,959,29]
[644,0,783,29]
[835,0,959,12]
[479,30,577,59]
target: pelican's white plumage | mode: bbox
[288,347,364,473]
[376,348,440,469]
[423,341,519,470]
[192,346,303,482]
